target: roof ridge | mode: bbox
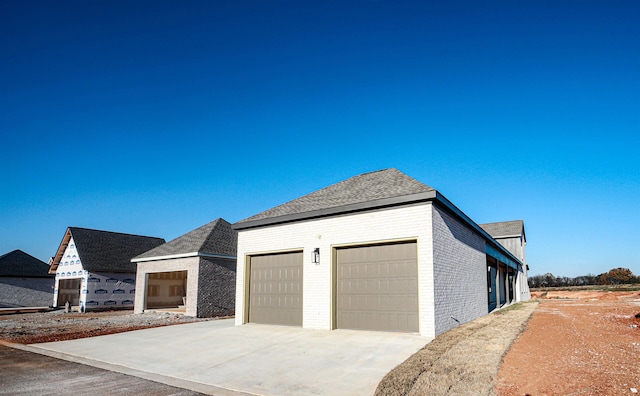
[236,168,434,226]
[200,217,228,250]
[69,226,165,240]
[194,218,222,252]
[356,167,395,176]
[133,217,236,260]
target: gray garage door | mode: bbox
[249,251,303,326]
[336,242,419,332]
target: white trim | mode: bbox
[132,252,236,262]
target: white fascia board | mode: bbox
[132,252,200,262]
[132,252,236,263]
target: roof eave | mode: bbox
[433,192,524,268]
[232,190,438,231]
[49,228,72,274]
[132,251,237,263]
[231,188,524,270]
[492,234,523,239]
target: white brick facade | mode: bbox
[236,203,438,337]
[135,256,236,318]
[135,257,201,317]
[234,169,528,338]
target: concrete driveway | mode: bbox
[24,319,428,395]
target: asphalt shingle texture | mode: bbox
[479,220,524,238]
[134,218,237,259]
[0,250,52,278]
[69,228,165,273]
[237,168,435,223]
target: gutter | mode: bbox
[232,190,437,230]
[233,189,524,269]
[432,192,523,269]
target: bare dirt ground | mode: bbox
[497,290,640,396]
[0,309,218,344]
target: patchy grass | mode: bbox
[493,302,528,314]
[375,302,538,396]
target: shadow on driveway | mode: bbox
[0,344,204,396]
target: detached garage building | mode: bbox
[132,218,237,318]
[233,168,529,338]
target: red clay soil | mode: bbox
[0,310,217,344]
[497,290,640,396]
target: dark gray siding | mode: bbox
[0,277,54,308]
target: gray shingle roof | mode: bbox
[51,228,165,273]
[236,168,434,225]
[0,250,52,277]
[234,167,526,269]
[134,218,237,260]
[479,220,525,239]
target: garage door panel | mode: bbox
[249,251,303,326]
[337,242,418,332]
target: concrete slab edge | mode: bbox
[2,341,255,396]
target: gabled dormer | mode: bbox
[479,220,527,267]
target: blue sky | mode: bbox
[1,0,638,277]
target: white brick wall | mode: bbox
[432,206,488,336]
[235,203,436,337]
[134,257,200,316]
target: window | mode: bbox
[147,285,159,297]
[169,285,184,297]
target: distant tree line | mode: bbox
[528,267,639,288]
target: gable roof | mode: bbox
[133,218,237,261]
[234,168,435,229]
[49,228,165,274]
[0,250,52,278]
[479,220,525,241]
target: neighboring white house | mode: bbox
[132,218,237,318]
[49,227,165,311]
[232,168,530,339]
[0,250,54,308]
